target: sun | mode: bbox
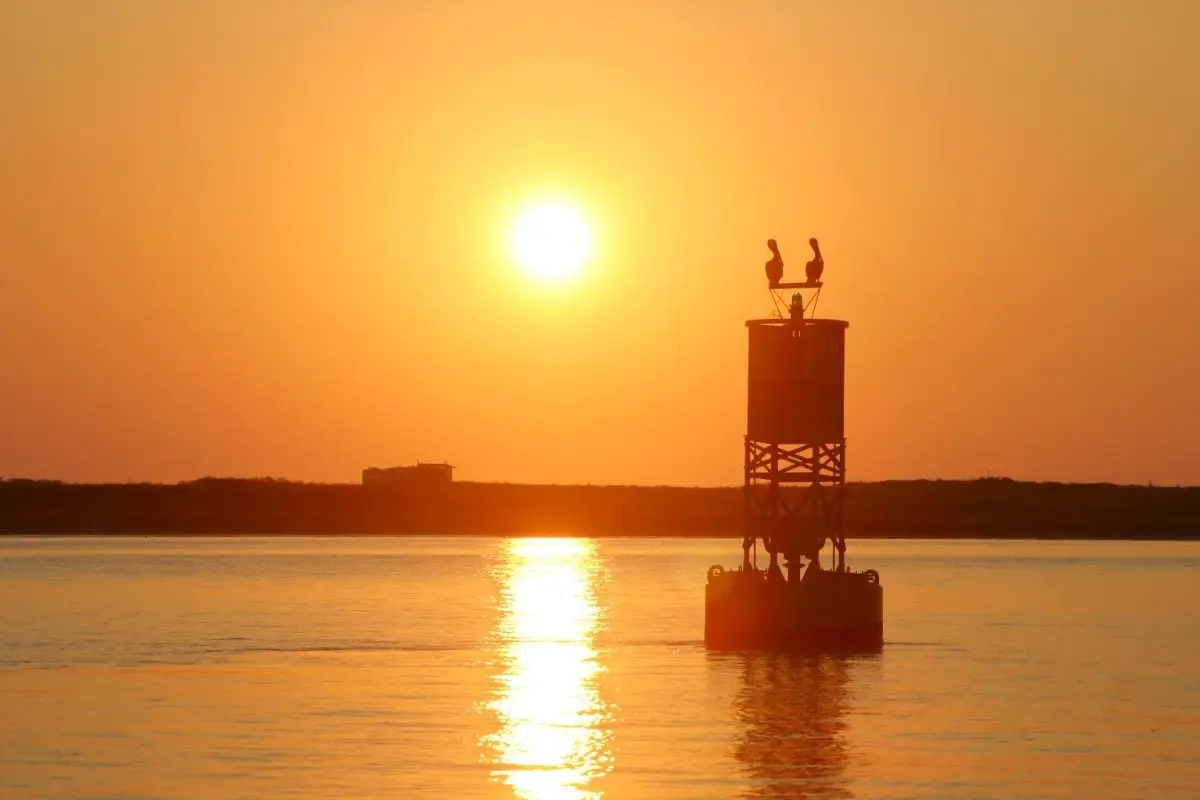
[510,201,594,281]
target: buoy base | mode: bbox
[705,565,883,653]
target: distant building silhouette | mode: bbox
[362,463,454,486]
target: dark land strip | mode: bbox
[2,477,1198,539]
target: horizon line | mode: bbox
[2,476,1197,491]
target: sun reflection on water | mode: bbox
[481,538,613,799]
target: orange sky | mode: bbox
[2,1,1198,486]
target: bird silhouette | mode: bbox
[805,237,824,283]
[765,239,784,286]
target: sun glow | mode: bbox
[510,201,594,281]
[480,538,613,799]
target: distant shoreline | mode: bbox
[2,532,1198,541]
[2,477,1198,540]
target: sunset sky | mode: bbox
[2,1,1198,487]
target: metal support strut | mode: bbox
[742,439,847,575]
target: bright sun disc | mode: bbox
[510,201,593,280]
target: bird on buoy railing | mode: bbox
[765,239,784,287]
[805,237,824,284]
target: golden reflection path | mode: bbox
[480,538,614,799]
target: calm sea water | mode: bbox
[1,536,1197,799]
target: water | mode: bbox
[1,536,1198,799]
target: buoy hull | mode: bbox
[705,567,883,653]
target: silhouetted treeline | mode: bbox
[0,476,1198,538]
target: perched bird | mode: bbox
[765,239,784,286]
[805,237,824,283]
